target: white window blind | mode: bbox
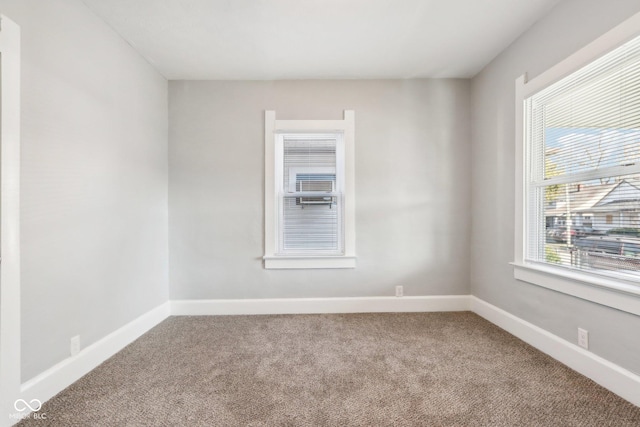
[525,33,640,281]
[277,136,344,255]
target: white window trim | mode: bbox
[514,11,640,316]
[264,110,356,269]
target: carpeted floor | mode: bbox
[17,312,640,426]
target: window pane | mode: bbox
[280,195,342,253]
[279,137,343,255]
[541,174,640,278]
[283,139,336,191]
[527,34,640,180]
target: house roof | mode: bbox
[546,179,640,216]
[546,183,614,216]
[590,180,640,212]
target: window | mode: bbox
[514,12,640,315]
[524,32,640,281]
[264,111,356,269]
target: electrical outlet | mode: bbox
[70,335,81,357]
[395,285,403,297]
[578,328,589,349]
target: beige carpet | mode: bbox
[18,312,640,426]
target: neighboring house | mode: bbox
[545,179,640,232]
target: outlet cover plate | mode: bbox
[578,328,589,349]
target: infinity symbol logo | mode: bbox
[14,399,42,412]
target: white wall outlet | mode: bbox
[70,335,81,356]
[395,285,403,297]
[577,328,589,349]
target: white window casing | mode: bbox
[514,11,640,316]
[264,111,356,269]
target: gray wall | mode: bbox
[169,80,470,299]
[0,0,170,381]
[470,0,640,375]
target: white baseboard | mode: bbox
[470,296,640,407]
[18,302,171,408]
[171,295,471,316]
[10,294,639,425]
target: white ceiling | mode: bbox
[81,0,562,80]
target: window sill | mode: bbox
[264,255,356,269]
[511,262,640,316]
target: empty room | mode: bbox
[1,0,640,425]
